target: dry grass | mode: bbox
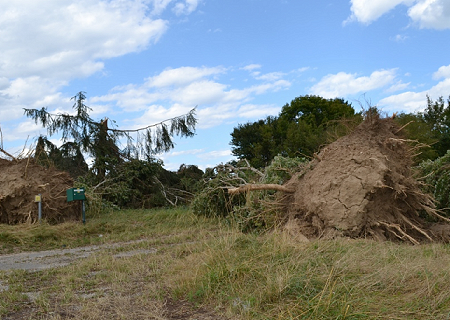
[1,208,450,319]
[170,231,450,319]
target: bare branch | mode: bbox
[0,147,17,162]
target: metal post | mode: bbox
[38,194,42,223]
[82,200,86,225]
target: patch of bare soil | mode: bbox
[0,158,79,224]
[285,115,450,244]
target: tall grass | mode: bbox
[170,231,450,319]
[1,208,450,319]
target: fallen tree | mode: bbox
[221,112,450,244]
[228,184,294,195]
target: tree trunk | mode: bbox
[228,184,295,195]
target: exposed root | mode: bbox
[423,206,450,223]
[394,120,414,134]
[396,211,433,241]
[379,221,420,245]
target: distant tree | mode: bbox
[422,95,450,157]
[394,112,438,162]
[230,95,360,167]
[394,95,450,162]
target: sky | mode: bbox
[1,0,450,171]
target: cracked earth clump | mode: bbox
[285,114,446,243]
[0,158,79,224]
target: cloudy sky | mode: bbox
[1,0,450,170]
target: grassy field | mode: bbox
[1,207,450,319]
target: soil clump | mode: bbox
[0,158,79,224]
[285,114,449,244]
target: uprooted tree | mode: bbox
[194,110,450,244]
[23,91,198,209]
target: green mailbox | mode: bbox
[67,188,86,202]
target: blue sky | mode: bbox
[1,0,450,171]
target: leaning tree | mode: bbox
[24,91,197,181]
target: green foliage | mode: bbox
[176,164,204,194]
[191,164,249,219]
[395,95,450,162]
[394,112,438,162]
[191,156,309,232]
[264,154,308,184]
[418,150,450,216]
[423,95,450,157]
[34,136,88,178]
[75,159,201,210]
[230,95,361,168]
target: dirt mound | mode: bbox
[285,115,448,244]
[0,158,80,224]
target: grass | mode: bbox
[1,207,450,319]
[0,206,215,254]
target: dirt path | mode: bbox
[0,240,152,272]
[0,240,230,320]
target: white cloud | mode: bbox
[254,72,286,81]
[0,1,167,80]
[346,0,450,29]
[433,64,450,80]
[296,67,310,73]
[198,149,232,159]
[390,34,409,42]
[0,0,174,123]
[346,0,411,24]
[408,0,450,29]
[241,64,262,71]
[146,66,226,88]
[237,104,280,119]
[168,149,204,157]
[149,0,174,15]
[386,81,411,92]
[173,0,201,15]
[379,73,450,112]
[93,66,290,129]
[378,91,427,112]
[309,69,397,98]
